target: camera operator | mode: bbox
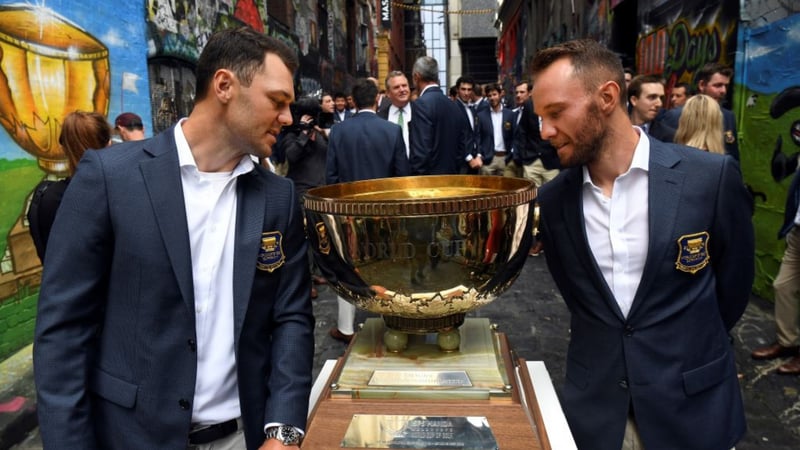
[275,96,330,294]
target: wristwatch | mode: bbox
[265,425,301,446]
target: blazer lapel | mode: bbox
[628,142,683,319]
[232,170,266,348]
[139,129,194,312]
[559,168,623,319]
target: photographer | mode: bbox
[276,96,330,294]
[277,96,329,202]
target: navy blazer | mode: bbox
[326,111,410,184]
[779,170,800,238]
[33,128,315,450]
[409,86,470,175]
[662,105,739,160]
[474,107,515,164]
[455,100,479,159]
[538,139,753,450]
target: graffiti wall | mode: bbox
[735,13,800,297]
[636,0,738,104]
[0,0,150,360]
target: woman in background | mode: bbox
[27,111,112,261]
[674,94,725,154]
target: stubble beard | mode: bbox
[558,102,607,168]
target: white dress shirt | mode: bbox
[582,127,650,317]
[490,108,505,152]
[389,104,411,157]
[175,120,255,424]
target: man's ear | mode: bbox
[213,69,235,103]
[597,80,620,113]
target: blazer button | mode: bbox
[618,378,629,389]
[179,398,191,410]
[625,326,634,337]
[187,339,196,352]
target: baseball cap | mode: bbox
[114,112,143,128]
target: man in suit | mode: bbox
[662,63,739,160]
[532,39,753,450]
[326,77,410,343]
[628,74,676,143]
[751,169,800,374]
[377,70,413,157]
[409,56,470,175]
[33,27,314,450]
[454,75,480,172]
[513,84,560,187]
[474,83,515,176]
[333,92,353,123]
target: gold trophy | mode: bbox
[303,175,548,448]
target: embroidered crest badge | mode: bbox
[675,232,710,274]
[257,231,285,272]
[725,130,736,144]
[315,222,331,255]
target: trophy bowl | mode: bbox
[304,175,537,349]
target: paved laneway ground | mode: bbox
[6,256,800,449]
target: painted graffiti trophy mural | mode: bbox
[0,5,110,350]
[0,1,150,362]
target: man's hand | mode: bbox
[259,438,300,450]
[469,155,483,169]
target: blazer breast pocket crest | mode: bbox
[257,231,285,272]
[675,231,710,274]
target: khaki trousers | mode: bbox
[187,418,246,450]
[774,226,800,346]
[522,159,559,187]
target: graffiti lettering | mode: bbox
[664,21,721,79]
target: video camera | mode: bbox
[285,96,322,133]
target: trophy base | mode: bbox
[303,318,553,449]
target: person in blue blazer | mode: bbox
[326,78,410,184]
[325,77,410,343]
[474,83,515,176]
[661,63,739,160]
[33,28,315,450]
[409,56,470,175]
[532,39,753,450]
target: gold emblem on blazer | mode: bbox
[725,130,736,144]
[257,231,285,272]
[315,222,331,255]
[504,121,512,130]
[675,232,710,274]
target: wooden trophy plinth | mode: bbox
[303,318,552,449]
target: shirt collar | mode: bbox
[174,118,256,177]
[582,126,650,186]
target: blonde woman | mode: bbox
[674,94,725,154]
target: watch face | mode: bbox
[278,426,300,445]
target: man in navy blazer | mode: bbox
[474,82,515,175]
[33,28,314,450]
[532,40,753,450]
[661,63,739,160]
[409,56,470,175]
[325,77,410,343]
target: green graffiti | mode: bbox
[664,21,721,79]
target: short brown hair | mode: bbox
[59,111,112,174]
[627,74,665,100]
[194,27,299,101]
[531,39,626,106]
